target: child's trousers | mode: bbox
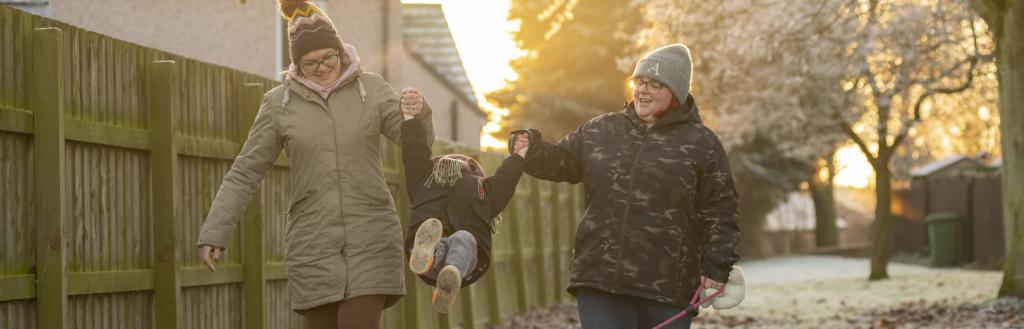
[424,230,477,281]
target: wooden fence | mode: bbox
[0,6,580,329]
[892,173,1004,266]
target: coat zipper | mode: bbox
[318,88,347,255]
[611,126,649,288]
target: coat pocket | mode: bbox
[358,174,395,207]
[285,248,345,302]
[288,189,317,217]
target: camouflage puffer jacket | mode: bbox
[518,95,741,307]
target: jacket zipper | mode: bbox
[288,82,345,234]
[611,126,649,288]
[319,90,348,255]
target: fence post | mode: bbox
[240,82,267,329]
[510,182,529,312]
[485,270,501,324]
[32,26,68,329]
[461,288,476,329]
[149,59,181,329]
[530,179,549,307]
[550,183,564,303]
[397,190,422,329]
[481,154,504,325]
[564,186,580,301]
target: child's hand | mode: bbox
[513,132,529,157]
[400,87,424,120]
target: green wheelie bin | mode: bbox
[926,212,959,267]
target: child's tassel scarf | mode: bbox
[491,214,503,234]
[425,158,464,188]
[426,160,505,234]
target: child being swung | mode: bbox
[398,95,529,313]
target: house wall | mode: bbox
[49,0,389,80]
[397,51,484,148]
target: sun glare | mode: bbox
[833,145,874,189]
[402,0,523,150]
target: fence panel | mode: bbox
[925,176,973,263]
[892,185,927,254]
[970,174,1004,266]
[895,174,1005,266]
[0,132,34,277]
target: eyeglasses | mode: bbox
[632,78,665,92]
[300,52,340,74]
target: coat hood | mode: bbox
[286,43,362,99]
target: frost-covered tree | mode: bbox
[828,0,986,280]
[631,0,853,251]
[487,0,642,139]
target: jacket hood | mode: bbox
[285,43,362,99]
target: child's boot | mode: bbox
[409,218,443,274]
[432,265,461,313]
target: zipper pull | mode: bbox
[357,78,367,103]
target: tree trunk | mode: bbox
[870,164,893,280]
[810,155,839,248]
[996,0,1024,299]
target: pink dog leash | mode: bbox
[652,281,724,329]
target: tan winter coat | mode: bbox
[197,46,433,311]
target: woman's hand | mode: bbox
[701,275,724,290]
[400,87,424,120]
[512,132,530,157]
[199,245,223,273]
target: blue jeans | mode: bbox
[576,288,693,329]
[423,230,477,281]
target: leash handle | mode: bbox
[652,282,723,329]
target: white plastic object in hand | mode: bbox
[699,266,746,310]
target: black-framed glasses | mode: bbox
[300,52,340,74]
[632,78,665,92]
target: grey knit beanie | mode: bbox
[631,44,693,100]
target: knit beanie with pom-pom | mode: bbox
[278,0,343,64]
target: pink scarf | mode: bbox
[290,44,361,100]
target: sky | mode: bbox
[400,0,521,95]
[401,0,522,149]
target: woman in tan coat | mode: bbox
[195,1,433,328]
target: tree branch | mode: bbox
[835,112,878,168]
[892,18,983,151]
[970,0,1005,37]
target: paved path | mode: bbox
[699,256,1002,328]
[488,256,1007,328]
